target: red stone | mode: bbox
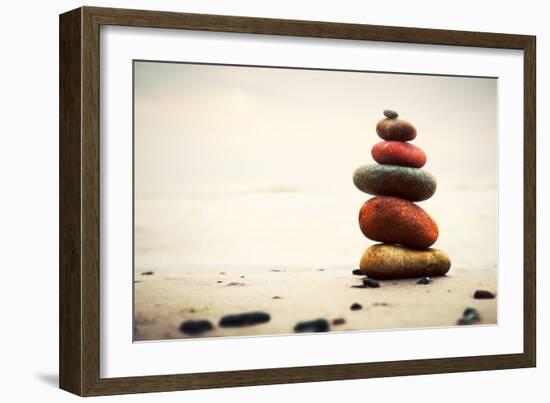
[376,118,417,141]
[358,196,438,249]
[371,141,427,168]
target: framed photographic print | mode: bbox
[59,6,536,396]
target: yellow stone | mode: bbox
[360,244,451,280]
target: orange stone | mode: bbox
[358,196,438,249]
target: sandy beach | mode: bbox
[133,184,498,341]
[134,266,496,341]
[133,182,497,341]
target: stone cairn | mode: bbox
[353,110,451,280]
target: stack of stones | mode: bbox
[353,110,451,280]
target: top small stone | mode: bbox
[383,109,399,119]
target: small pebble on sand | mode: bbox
[474,290,495,299]
[457,307,481,325]
[179,320,214,335]
[141,271,154,276]
[332,318,346,326]
[294,319,329,333]
[363,278,380,288]
[219,311,271,327]
[350,303,363,311]
[416,277,432,285]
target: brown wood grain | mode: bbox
[523,38,537,366]
[59,7,82,395]
[59,6,537,396]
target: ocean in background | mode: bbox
[134,179,497,275]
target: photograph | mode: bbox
[132,60,498,341]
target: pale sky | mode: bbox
[134,61,497,194]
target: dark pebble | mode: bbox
[217,280,223,283]
[416,277,432,285]
[294,319,329,333]
[463,307,481,321]
[219,311,270,327]
[352,269,363,276]
[272,296,282,299]
[141,271,154,276]
[332,318,346,326]
[350,303,363,311]
[474,290,495,299]
[457,307,481,325]
[362,278,380,288]
[179,320,214,335]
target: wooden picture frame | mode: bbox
[59,6,536,396]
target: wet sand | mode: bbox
[134,267,497,341]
